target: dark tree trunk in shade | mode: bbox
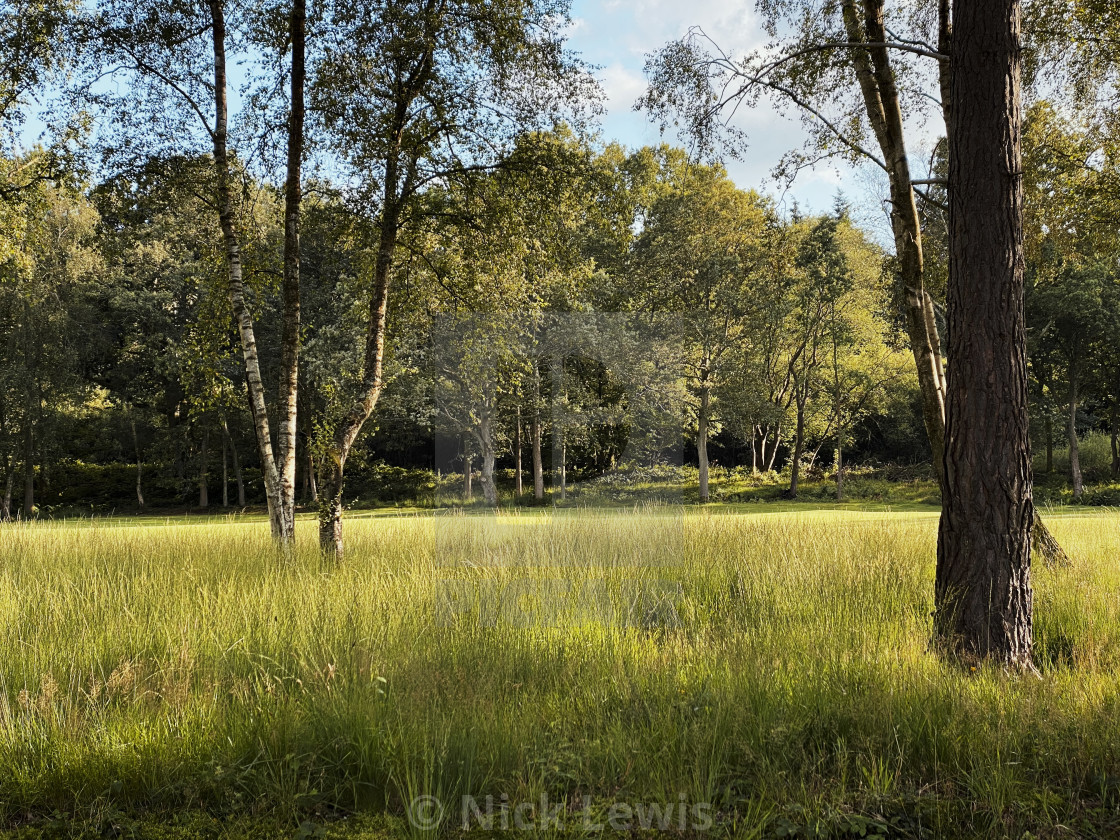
[221,431,229,508]
[697,380,711,502]
[935,0,1034,667]
[1068,371,1083,501]
[786,392,806,499]
[1044,414,1053,473]
[131,415,145,508]
[222,418,246,507]
[1111,394,1119,477]
[198,432,209,509]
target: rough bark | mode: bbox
[935,0,1034,667]
[837,0,1064,564]
[1068,371,1083,501]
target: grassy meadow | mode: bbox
[1,507,1120,838]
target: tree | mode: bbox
[308,0,595,555]
[639,0,1069,562]
[934,0,1034,667]
[95,0,306,544]
[631,160,776,501]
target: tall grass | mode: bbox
[1,508,1119,837]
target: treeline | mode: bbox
[0,139,925,516]
[2,0,1120,546]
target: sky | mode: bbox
[565,0,878,221]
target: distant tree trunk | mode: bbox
[221,430,229,508]
[1,462,11,521]
[935,0,1034,667]
[786,390,806,498]
[836,435,844,502]
[198,431,210,509]
[22,414,33,517]
[532,363,544,500]
[1068,370,1083,501]
[765,422,782,472]
[697,378,711,502]
[222,417,245,507]
[131,415,145,509]
[478,423,497,509]
[307,449,318,502]
[559,435,567,501]
[1111,396,1119,478]
[751,424,759,474]
[515,404,523,497]
[1044,414,1053,473]
[463,452,472,502]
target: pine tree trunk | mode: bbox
[697,382,710,502]
[1068,370,1083,501]
[936,0,1034,667]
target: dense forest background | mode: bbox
[1,0,1119,517]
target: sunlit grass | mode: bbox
[0,507,1118,837]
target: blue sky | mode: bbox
[565,0,876,221]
